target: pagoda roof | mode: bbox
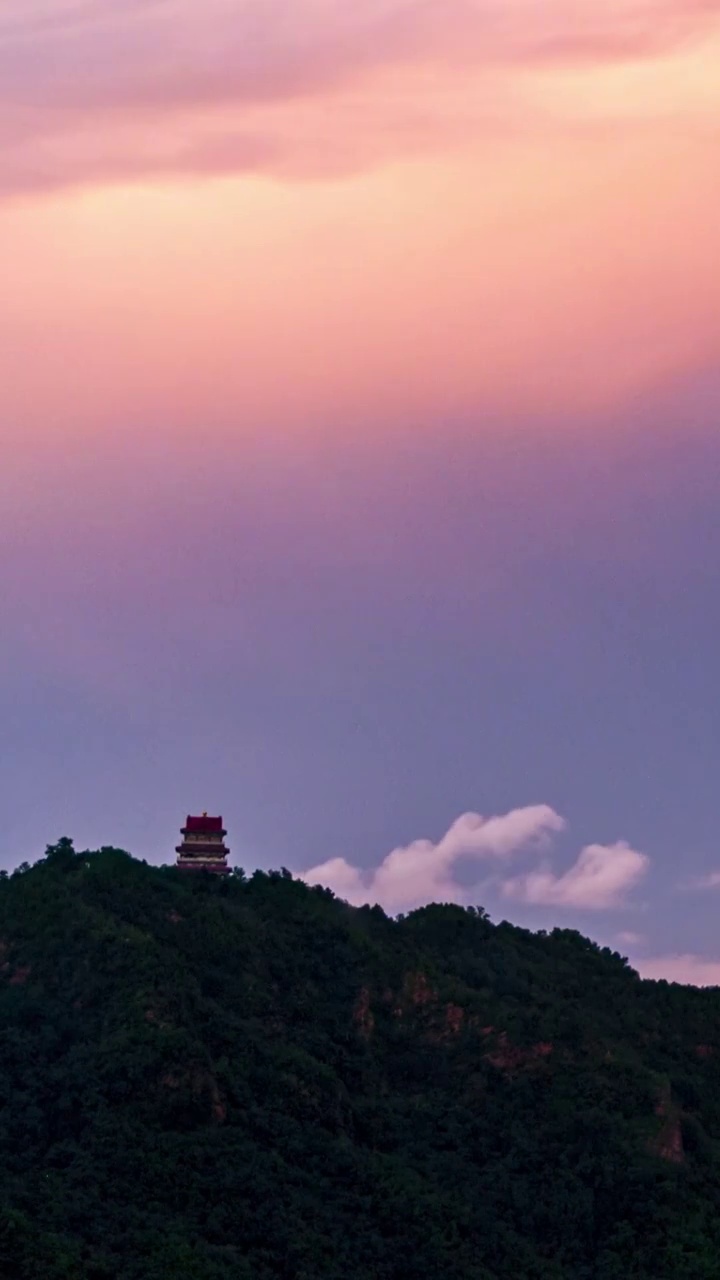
[183,814,224,833]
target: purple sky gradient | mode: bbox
[3,378,719,978]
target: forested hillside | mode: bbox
[1,840,720,1278]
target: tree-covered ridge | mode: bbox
[1,840,720,1278]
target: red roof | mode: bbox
[184,814,224,833]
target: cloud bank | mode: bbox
[502,841,649,910]
[301,806,649,913]
[637,955,720,987]
[0,0,717,195]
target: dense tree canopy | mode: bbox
[0,842,719,1277]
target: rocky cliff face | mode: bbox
[652,1086,684,1164]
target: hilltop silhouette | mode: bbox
[1,839,719,1278]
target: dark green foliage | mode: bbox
[0,843,719,1277]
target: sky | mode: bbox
[1,0,720,983]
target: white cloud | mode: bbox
[688,871,720,889]
[302,807,649,915]
[302,805,565,912]
[636,954,720,987]
[616,930,644,947]
[501,840,649,910]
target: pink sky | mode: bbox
[2,1,719,448]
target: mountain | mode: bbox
[1,840,720,1279]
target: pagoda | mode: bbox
[176,813,230,874]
